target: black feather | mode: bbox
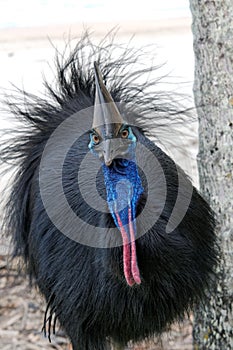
[1,32,218,350]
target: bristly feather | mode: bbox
[0,32,218,350]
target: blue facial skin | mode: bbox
[89,126,144,234]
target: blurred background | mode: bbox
[0,0,191,27]
[0,0,193,93]
[0,1,196,349]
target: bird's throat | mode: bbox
[102,159,143,286]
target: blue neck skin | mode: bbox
[102,159,143,232]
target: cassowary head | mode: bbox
[89,62,143,286]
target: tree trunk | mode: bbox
[190,0,233,349]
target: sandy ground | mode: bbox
[0,19,196,350]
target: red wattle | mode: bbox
[115,211,135,286]
[115,209,141,286]
[128,208,141,285]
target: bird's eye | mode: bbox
[92,134,100,144]
[121,129,129,139]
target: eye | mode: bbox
[121,129,129,139]
[92,134,100,145]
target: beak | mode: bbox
[97,138,132,167]
[103,139,114,166]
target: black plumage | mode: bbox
[1,33,218,350]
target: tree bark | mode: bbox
[190,0,233,349]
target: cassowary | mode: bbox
[1,34,217,350]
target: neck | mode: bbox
[102,158,144,286]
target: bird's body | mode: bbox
[1,34,217,350]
